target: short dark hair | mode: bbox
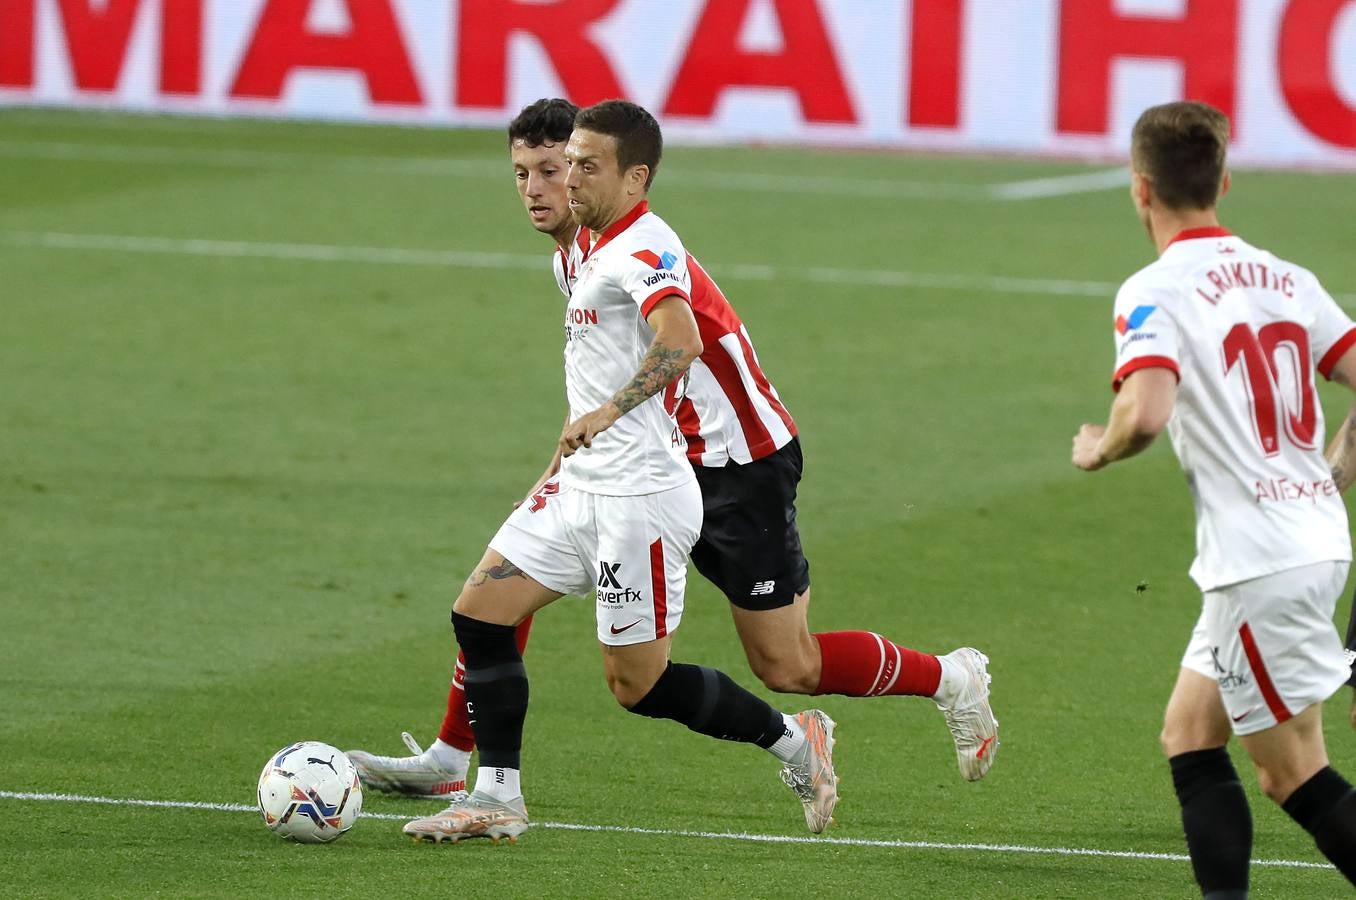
[507,98,579,148]
[1131,101,1231,211]
[573,99,663,190]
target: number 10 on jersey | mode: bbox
[1222,321,1317,456]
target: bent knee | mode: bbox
[1254,763,1313,805]
[749,657,817,695]
[1161,715,1231,758]
[1159,725,1186,758]
[1255,769,1283,804]
[608,673,657,710]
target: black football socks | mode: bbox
[1281,765,1356,884]
[628,661,786,748]
[1170,748,1252,898]
[451,612,529,771]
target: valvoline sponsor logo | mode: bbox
[1115,305,1157,335]
[633,249,678,270]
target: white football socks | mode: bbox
[473,766,521,802]
[932,654,964,706]
[768,713,808,763]
[429,739,471,774]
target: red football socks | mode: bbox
[812,630,941,697]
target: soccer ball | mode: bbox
[256,741,363,843]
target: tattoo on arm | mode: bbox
[1334,409,1356,491]
[609,340,688,416]
[467,561,528,587]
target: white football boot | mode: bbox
[346,732,467,800]
[778,709,839,834]
[403,791,529,844]
[936,648,999,781]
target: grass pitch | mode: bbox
[2,108,1355,898]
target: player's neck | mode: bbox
[552,224,577,251]
[590,196,646,244]
[1151,208,1222,255]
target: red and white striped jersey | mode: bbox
[553,223,797,467]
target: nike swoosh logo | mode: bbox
[977,736,996,760]
[1231,708,1255,722]
[610,621,642,635]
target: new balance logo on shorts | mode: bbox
[750,580,776,596]
[597,561,643,606]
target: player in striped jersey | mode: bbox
[349,99,998,805]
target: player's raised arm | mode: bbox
[559,297,701,456]
[1072,367,1178,471]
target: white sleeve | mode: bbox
[1110,280,1181,393]
[1305,274,1356,380]
[610,245,692,319]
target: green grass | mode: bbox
[2,107,1355,897]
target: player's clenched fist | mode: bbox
[1071,424,1107,471]
[559,404,620,457]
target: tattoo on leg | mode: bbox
[468,561,528,588]
[486,562,527,580]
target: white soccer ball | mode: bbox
[256,741,363,843]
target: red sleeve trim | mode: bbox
[1318,327,1356,380]
[1112,356,1180,393]
[640,287,691,318]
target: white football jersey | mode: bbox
[555,232,798,467]
[556,201,694,496]
[1111,227,1356,591]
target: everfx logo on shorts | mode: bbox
[596,561,644,606]
[1210,646,1251,690]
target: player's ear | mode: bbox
[1219,170,1231,200]
[629,164,650,195]
[1130,171,1152,210]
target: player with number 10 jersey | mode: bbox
[1074,101,1356,893]
[1111,227,1356,592]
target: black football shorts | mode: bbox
[690,437,811,611]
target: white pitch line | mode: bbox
[4,230,1353,307]
[0,230,546,272]
[988,168,1130,200]
[0,140,501,178]
[0,790,1331,870]
[0,230,1120,298]
[0,139,1120,202]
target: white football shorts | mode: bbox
[1182,559,1351,736]
[488,476,702,647]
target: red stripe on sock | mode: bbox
[438,654,475,751]
[813,630,941,697]
[438,615,534,751]
[870,638,902,696]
